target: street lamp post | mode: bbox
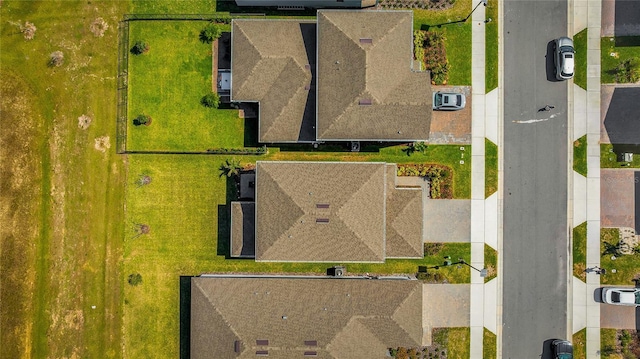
[418,256,487,277]
[464,0,488,22]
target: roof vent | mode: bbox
[359,99,372,106]
[316,203,330,209]
[304,351,318,357]
[316,218,329,224]
[256,340,269,346]
[304,340,318,347]
[256,350,269,356]
[359,38,373,44]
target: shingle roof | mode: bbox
[255,161,387,262]
[385,164,424,258]
[190,276,424,359]
[230,202,256,258]
[231,20,316,142]
[316,10,432,141]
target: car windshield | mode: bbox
[560,45,574,53]
[434,94,443,107]
[635,291,640,304]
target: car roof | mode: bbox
[557,36,573,48]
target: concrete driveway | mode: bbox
[423,199,471,243]
[429,86,472,144]
[422,284,470,345]
[601,169,636,229]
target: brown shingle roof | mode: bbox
[255,161,386,262]
[190,276,423,359]
[230,202,256,258]
[232,20,316,142]
[316,10,432,141]
[385,164,424,258]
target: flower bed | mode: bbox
[397,163,453,199]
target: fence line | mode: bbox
[116,20,129,154]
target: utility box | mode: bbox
[327,266,346,277]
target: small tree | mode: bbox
[48,51,64,67]
[133,114,152,126]
[128,273,143,286]
[130,40,149,55]
[199,23,222,44]
[201,93,220,108]
[219,158,242,178]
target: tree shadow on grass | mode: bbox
[179,276,192,359]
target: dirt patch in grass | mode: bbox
[94,135,111,152]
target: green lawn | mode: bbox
[483,328,497,359]
[573,135,587,176]
[485,138,498,198]
[432,327,471,358]
[485,0,498,92]
[1,1,127,358]
[601,36,640,84]
[413,0,472,86]
[131,0,217,13]
[573,222,587,282]
[600,228,640,285]
[601,329,618,358]
[127,20,244,151]
[573,28,587,90]
[573,328,586,359]
[484,244,497,283]
[601,143,640,168]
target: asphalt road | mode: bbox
[502,1,569,357]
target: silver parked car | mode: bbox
[432,91,466,111]
[554,37,575,80]
[601,287,640,306]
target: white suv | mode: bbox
[554,37,575,80]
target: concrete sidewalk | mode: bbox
[570,0,602,358]
[469,2,500,358]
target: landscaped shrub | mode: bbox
[397,163,453,198]
[199,23,222,44]
[48,51,64,67]
[206,146,267,155]
[130,40,150,55]
[201,93,220,108]
[133,114,152,126]
[128,273,142,286]
[617,57,640,83]
[415,31,450,85]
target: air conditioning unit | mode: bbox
[327,266,346,277]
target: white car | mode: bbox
[601,287,640,306]
[553,37,575,81]
[432,91,466,111]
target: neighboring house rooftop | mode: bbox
[231,20,317,143]
[230,10,431,143]
[228,161,423,262]
[316,10,432,141]
[190,275,424,359]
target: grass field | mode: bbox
[0,1,127,358]
[413,0,472,86]
[432,327,471,358]
[574,135,588,176]
[131,0,218,14]
[485,0,498,92]
[601,36,640,84]
[484,244,497,283]
[573,222,587,282]
[127,20,244,151]
[573,28,587,90]
[485,138,498,198]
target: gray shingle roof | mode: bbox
[316,10,432,141]
[231,20,316,142]
[385,164,424,258]
[231,202,256,258]
[255,161,387,262]
[190,276,424,359]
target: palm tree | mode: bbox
[219,158,242,178]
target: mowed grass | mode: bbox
[432,327,471,358]
[1,1,126,358]
[483,328,497,359]
[600,228,640,285]
[601,36,640,84]
[413,0,472,86]
[484,244,497,283]
[131,0,217,13]
[127,20,243,151]
[124,153,472,357]
[573,328,586,359]
[573,222,587,282]
[485,0,498,92]
[573,135,588,176]
[485,138,498,198]
[573,28,587,90]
